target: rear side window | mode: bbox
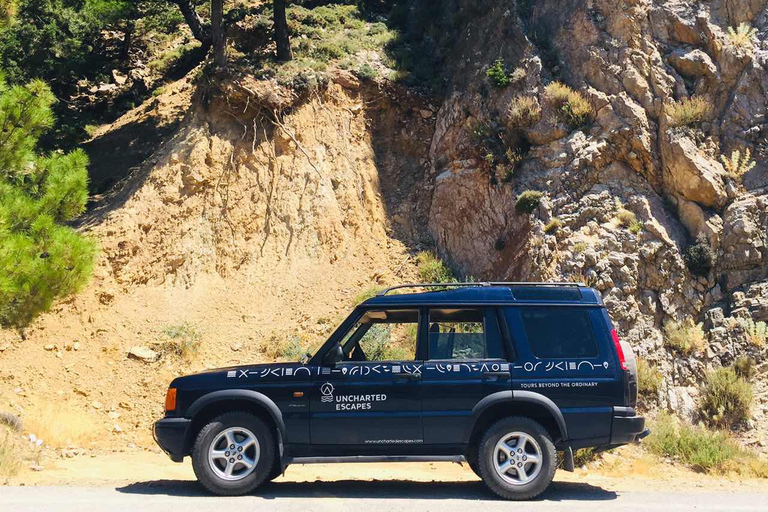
[520,307,599,359]
[427,308,503,360]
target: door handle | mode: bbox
[396,373,420,381]
[483,372,510,381]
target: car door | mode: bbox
[309,308,424,446]
[421,307,512,444]
[504,306,619,441]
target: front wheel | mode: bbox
[477,416,557,500]
[191,411,275,496]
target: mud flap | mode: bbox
[562,446,575,472]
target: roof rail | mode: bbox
[376,281,584,296]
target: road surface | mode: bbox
[2,480,766,511]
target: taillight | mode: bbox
[165,388,177,412]
[611,329,628,371]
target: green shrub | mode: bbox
[637,358,662,397]
[683,235,714,277]
[507,96,541,128]
[486,58,510,88]
[356,63,377,80]
[572,447,600,467]
[545,82,592,128]
[515,190,544,214]
[665,97,711,127]
[645,413,750,473]
[663,318,705,355]
[572,241,588,253]
[732,356,756,380]
[157,322,202,362]
[544,218,562,234]
[352,285,385,305]
[262,333,312,362]
[699,367,752,429]
[720,148,756,181]
[416,251,454,283]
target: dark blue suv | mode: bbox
[154,283,648,499]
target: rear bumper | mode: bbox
[153,417,191,462]
[610,407,649,444]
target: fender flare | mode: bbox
[467,390,568,442]
[186,389,287,441]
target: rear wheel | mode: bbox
[191,411,275,496]
[477,416,557,500]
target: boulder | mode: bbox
[662,132,727,208]
[127,346,158,363]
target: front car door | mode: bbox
[309,308,424,447]
[420,307,512,444]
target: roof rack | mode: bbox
[376,281,585,297]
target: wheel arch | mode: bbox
[466,391,568,454]
[184,390,286,456]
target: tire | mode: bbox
[191,411,275,496]
[477,416,557,500]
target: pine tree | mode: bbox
[0,73,96,328]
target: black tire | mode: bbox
[265,462,283,482]
[477,416,557,500]
[191,411,275,496]
[468,460,482,479]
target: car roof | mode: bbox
[362,283,603,307]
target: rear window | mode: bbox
[520,307,599,359]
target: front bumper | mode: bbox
[153,417,192,462]
[610,407,649,444]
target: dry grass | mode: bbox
[665,97,711,127]
[544,218,563,234]
[726,23,758,51]
[507,96,541,128]
[545,82,592,127]
[155,322,202,362]
[720,148,756,181]
[22,401,99,449]
[637,358,662,397]
[663,318,705,355]
[0,427,22,478]
[741,318,767,347]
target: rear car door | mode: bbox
[309,308,424,446]
[421,307,512,444]
[504,306,620,443]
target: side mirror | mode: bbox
[323,343,343,366]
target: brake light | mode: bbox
[165,388,177,411]
[611,329,628,371]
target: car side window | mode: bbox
[340,309,419,362]
[427,308,503,360]
[520,307,599,359]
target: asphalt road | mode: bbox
[2,480,766,511]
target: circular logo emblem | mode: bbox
[320,383,334,396]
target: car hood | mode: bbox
[169,362,310,389]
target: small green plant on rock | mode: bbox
[740,318,767,347]
[637,358,662,397]
[683,235,715,277]
[515,190,544,214]
[356,63,377,80]
[726,23,758,51]
[352,285,385,305]
[665,96,711,127]
[545,82,592,128]
[720,148,756,181]
[572,241,588,253]
[486,58,510,88]
[699,366,752,429]
[663,318,705,355]
[544,218,562,234]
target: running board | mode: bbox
[286,455,467,464]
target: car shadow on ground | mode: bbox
[116,479,617,501]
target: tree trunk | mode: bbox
[169,0,211,45]
[120,21,134,61]
[211,0,226,69]
[274,0,292,62]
